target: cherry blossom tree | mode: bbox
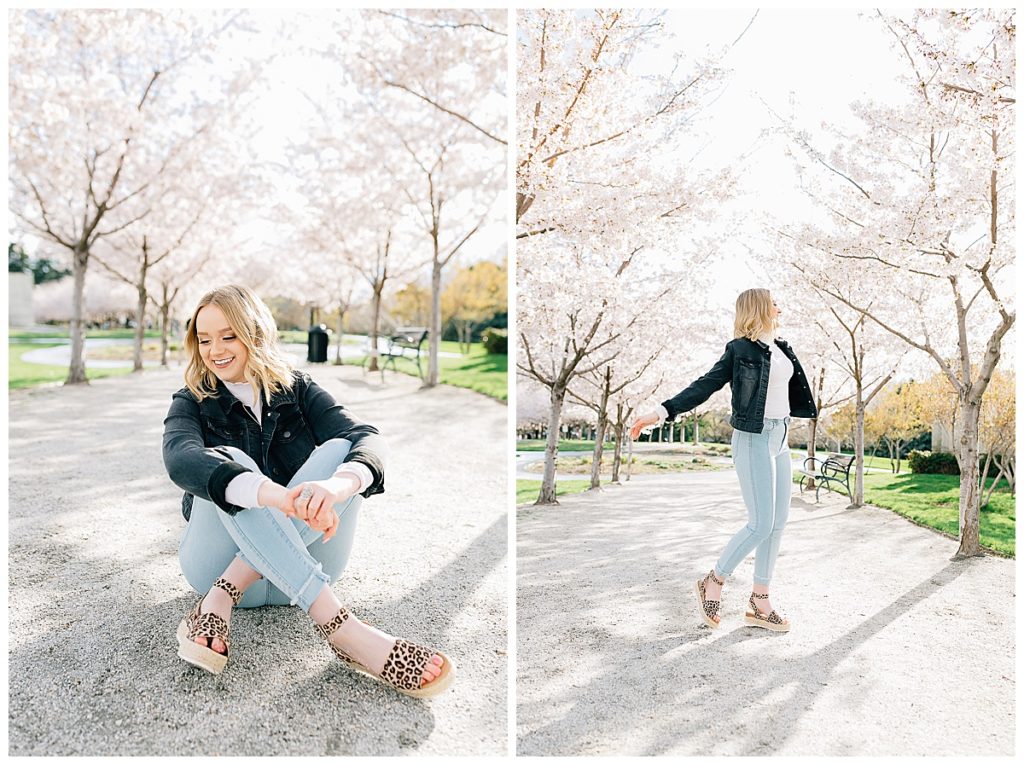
[349,9,507,147]
[516,9,743,505]
[342,9,507,387]
[777,277,894,501]
[780,10,1015,555]
[8,9,257,383]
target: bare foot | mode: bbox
[194,587,233,654]
[750,589,789,625]
[327,614,444,687]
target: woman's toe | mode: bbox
[421,655,444,685]
[212,637,226,654]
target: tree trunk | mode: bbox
[427,259,442,387]
[589,413,608,490]
[334,306,346,365]
[806,417,818,490]
[954,399,983,557]
[852,395,866,507]
[610,416,624,484]
[66,246,89,384]
[159,301,171,367]
[133,280,147,373]
[537,384,566,504]
[588,376,611,490]
[692,411,700,445]
[368,283,383,372]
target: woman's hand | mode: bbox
[257,481,298,516]
[630,412,661,440]
[287,476,361,543]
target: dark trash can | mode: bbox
[307,324,329,363]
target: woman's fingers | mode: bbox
[322,510,339,543]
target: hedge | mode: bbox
[482,327,508,354]
[908,450,960,475]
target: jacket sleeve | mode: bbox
[660,343,733,420]
[299,375,387,498]
[162,391,252,515]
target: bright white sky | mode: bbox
[235,9,508,274]
[633,8,910,320]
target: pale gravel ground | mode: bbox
[517,471,1015,756]
[9,364,507,756]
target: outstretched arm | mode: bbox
[660,344,734,420]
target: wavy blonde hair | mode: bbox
[183,284,294,402]
[733,288,778,341]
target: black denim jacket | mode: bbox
[661,337,817,434]
[163,370,387,520]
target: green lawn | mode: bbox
[860,472,1014,557]
[516,479,591,504]
[8,343,134,389]
[9,328,162,341]
[516,439,616,452]
[350,342,507,401]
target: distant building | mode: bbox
[8,271,34,327]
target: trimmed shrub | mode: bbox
[482,327,508,355]
[908,450,960,475]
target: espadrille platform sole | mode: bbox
[176,617,228,673]
[744,592,790,632]
[315,607,455,698]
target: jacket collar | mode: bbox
[749,336,790,352]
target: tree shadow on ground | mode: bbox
[9,368,506,756]
[516,474,993,756]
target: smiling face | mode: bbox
[195,303,249,384]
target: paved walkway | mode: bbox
[9,364,507,756]
[516,471,1014,756]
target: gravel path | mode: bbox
[517,471,1015,756]
[9,364,507,756]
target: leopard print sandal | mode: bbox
[175,577,244,674]
[695,569,724,629]
[315,607,455,699]
[744,592,791,632]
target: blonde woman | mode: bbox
[631,288,817,632]
[163,285,453,697]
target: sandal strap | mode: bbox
[697,578,721,619]
[748,594,785,624]
[213,577,244,605]
[315,611,439,692]
[314,607,352,640]
[707,570,724,586]
[186,609,232,651]
[379,638,436,692]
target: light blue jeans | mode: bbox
[714,417,792,585]
[178,439,362,612]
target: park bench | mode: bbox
[364,327,428,381]
[797,453,855,502]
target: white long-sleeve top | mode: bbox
[761,334,793,418]
[221,380,371,508]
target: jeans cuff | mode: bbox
[290,565,329,610]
